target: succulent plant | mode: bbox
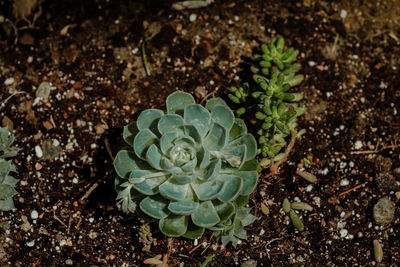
[211,206,257,246]
[0,127,19,211]
[228,37,306,167]
[114,91,259,242]
[252,37,300,74]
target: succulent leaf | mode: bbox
[168,200,200,215]
[159,179,189,201]
[137,109,164,135]
[140,195,170,219]
[158,114,184,135]
[217,175,243,202]
[211,105,235,131]
[123,122,139,145]
[191,200,220,227]
[166,91,195,115]
[184,104,211,137]
[182,221,205,239]
[134,129,159,159]
[159,214,189,237]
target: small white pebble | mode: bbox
[132,48,139,54]
[340,179,349,186]
[30,210,39,219]
[89,217,94,223]
[194,239,198,246]
[354,140,363,150]
[72,177,79,184]
[90,143,97,149]
[35,145,43,158]
[259,229,265,235]
[305,184,313,192]
[308,61,316,67]
[27,56,33,63]
[26,241,35,247]
[360,97,365,103]
[340,9,347,19]
[4,77,14,85]
[189,14,197,22]
[60,239,67,246]
[339,229,348,238]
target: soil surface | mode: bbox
[1,0,400,266]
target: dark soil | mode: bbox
[1,0,399,266]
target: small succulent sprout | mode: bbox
[115,91,259,242]
[373,239,383,263]
[0,127,20,211]
[296,170,317,183]
[282,198,291,212]
[291,202,313,212]
[254,38,299,71]
[228,83,250,115]
[289,209,304,231]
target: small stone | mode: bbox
[373,197,395,225]
[339,229,348,238]
[340,9,348,19]
[35,145,43,158]
[4,77,14,86]
[189,14,197,22]
[88,230,98,239]
[340,179,349,186]
[26,241,35,247]
[30,210,39,219]
[194,86,207,99]
[36,82,56,99]
[241,259,257,267]
[354,140,363,150]
[65,259,73,265]
[41,139,62,160]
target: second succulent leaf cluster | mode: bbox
[0,127,19,211]
[229,37,306,167]
[114,91,259,245]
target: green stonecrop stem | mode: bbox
[228,37,306,168]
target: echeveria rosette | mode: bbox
[114,91,259,240]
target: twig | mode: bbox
[104,137,114,161]
[0,91,27,108]
[189,244,202,254]
[79,170,114,202]
[53,213,67,227]
[67,214,72,234]
[201,234,214,255]
[349,144,400,155]
[162,238,173,267]
[338,184,363,197]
